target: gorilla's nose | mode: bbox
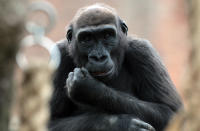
[88,54,108,64]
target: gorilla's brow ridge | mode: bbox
[76,24,117,38]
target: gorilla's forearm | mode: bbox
[49,113,155,131]
[72,82,173,130]
[49,113,109,131]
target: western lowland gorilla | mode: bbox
[49,3,182,131]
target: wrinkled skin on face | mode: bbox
[66,5,127,81]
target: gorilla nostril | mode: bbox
[89,55,107,63]
[90,56,99,61]
[99,56,107,61]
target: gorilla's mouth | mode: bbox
[90,67,114,77]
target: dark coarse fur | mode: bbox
[49,3,182,131]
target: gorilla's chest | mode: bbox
[109,68,134,94]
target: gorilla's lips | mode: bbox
[90,67,113,77]
[91,72,107,76]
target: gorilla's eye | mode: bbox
[103,32,111,40]
[102,30,116,40]
[78,33,93,43]
[84,35,92,42]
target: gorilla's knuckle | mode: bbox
[130,119,155,131]
[68,72,73,76]
[72,79,78,85]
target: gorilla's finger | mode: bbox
[81,67,89,77]
[66,78,70,88]
[74,68,83,80]
[138,123,155,131]
[139,129,149,131]
[67,72,74,88]
[66,78,71,88]
[74,68,80,72]
[68,72,74,78]
[131,119,155,131]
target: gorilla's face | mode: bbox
[76,24,118,80]
[67,6,128,80]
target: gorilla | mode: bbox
[49,3,182,131]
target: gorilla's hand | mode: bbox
[128,119,155,131]
[103,115,155,131]
[66,69,156,131]
[66,67,100,103]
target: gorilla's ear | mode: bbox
[66,25,73,43]
[120,19,128,35]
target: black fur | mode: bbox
[49,4,182,131]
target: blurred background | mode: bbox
[1,0,199,131]
[45,0,190,93]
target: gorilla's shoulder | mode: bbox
[55,39,69,56]
[126,37,158,57]
[54,39,74,68]
[127,37,153,49]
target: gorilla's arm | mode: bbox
[66,39,182,131]
[49,41,155,131]
[49,113,155,131]
[50,41,76,119]
[67,69,173,131]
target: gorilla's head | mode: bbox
[66,4,128,80]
